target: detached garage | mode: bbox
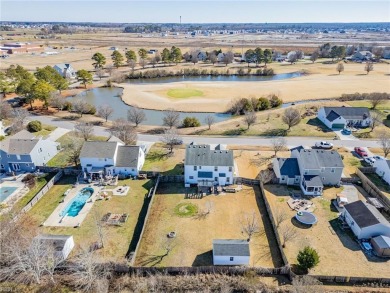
[213,239,250,265]
[371,235,390,257]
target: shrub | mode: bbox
[182,117,201,128]
[0,135,4,141]
[21,173,37,188]
[269,94,283,108]
[297,246,320,271]
[257,97,270,111]
[86,104,96,115]
[63,101,73,111]
[27,120,42,132]
[387,114,390,120]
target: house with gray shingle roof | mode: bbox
[53,63,76,79]
[317,106,371,129]
[79,141,145,177]
[184,144,234,187]
[213,239,250,265]
[0,130,59,172]
[273,147,344,196]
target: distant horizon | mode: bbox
[1,1,389,23]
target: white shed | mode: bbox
[213,239,250,266]
[35,234,75,260]
[342,201,390,240]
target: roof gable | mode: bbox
[323,107,370,121]
[185,144,234,167]
[80,141,118,159]
[115,146,140,168]
[278,158,300,178]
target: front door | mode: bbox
[12,163,20,171]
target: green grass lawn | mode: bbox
[32,124,57,138]
[27,176,154,261]
[142,145,184,175]
[347,100,390,111]
[167,88,204,99]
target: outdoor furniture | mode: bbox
[119,213,128,223]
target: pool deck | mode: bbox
[44,183,101,227]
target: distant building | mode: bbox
[0,130,60,172]
[53,63,76,79]
[213,239,250,265]
[0,42,44,54]
[352,51,375,61]
[184,144,234,187]
[342,200,390,239]
[217,52,225,62]
[317,106,372,129]
[197,51,207,61]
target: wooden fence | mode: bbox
[258,182,290,268]
[234,177,260,186]
[159,175,184,183]
[358,167,376,174]
[356,169,390,211]
[311,274,390,285]
[14,171,63,221]
[128,175,160,266]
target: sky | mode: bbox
[1,0,389,23]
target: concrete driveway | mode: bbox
[333,129,359,141]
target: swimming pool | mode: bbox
[60,187,94,217]
[0,186,18,202]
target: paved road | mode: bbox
[29,115,382,148]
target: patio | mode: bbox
[287,198,315,212]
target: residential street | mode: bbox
[28,115,382,148]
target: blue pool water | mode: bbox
[60,187,94,217]
[0,186,18,202]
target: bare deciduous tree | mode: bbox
[243,111,257,129]
[75,122,94,141]
[240,211,263,241]
[336,63,344,74]
[66,135,84,165]
[9,108,29,134]
[93,210,106,249]
[97,104,114,122]
[49,92,65,111]
[364,61,374,74]
[128,59,136,73]
[370,112,382,132]
[369,93,386,109]
[161,128,181,154]
[282,108,301,130]
[110,119,137,145]
[95,68,106,80]
[195,200,215,219]
[209,52,217,65]
[106,64,115,77]
[310,51,319,63]
[274,208,289,229]
[72,99,90,117]
[127,106,146,127]
[222,51,234,66]
[70,249,111,292]
[288,53,298,64]
[162,108,180,129]
[204,115,215,130]
[139,58,147,69]
[378,130,390,158]
[280,224,298,248]
[0,101,13,119]
[292,275,324,293]
[271,137,287,156]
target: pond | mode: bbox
[68,88,232,126]
[127,71,303,84]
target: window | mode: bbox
[199,166,202,170]
[16,155,21,160]
[0,164,4,169]
[194,166,197,171]
[331,168,335,173]
[189,176,194,179]
[321,168,324,173]
[227,177,230,183]
[215,177,218,181]
[7,155,10,158]
[228,167,232,172]
[304,171,308,175]
[230,257,234,261]
[26,163,29,167]
[39,148,42,152]
[322,177,325,181]
[214,166,218,171]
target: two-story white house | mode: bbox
[0,130,59,172]
[352,51,375,61]
[53,63,76,79]
[79,141,145,177]
[184,144,234,187]
[373,157,390,185]
[273,146,344,196]
[317,106,371,129]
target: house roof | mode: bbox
[303,175,323,187]
[80,141,118,159]
[35,234,73,252]
[185,144,234,167]
[297,149,344,169]
[275,158,300,178]
[54,63,72,70]
[115,146,140,168]
[371,235,390,249]
[323,107,371,122]
[213,239,250,256]
[0,130,36,153]
[344,200,390,229]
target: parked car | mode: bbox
[315,141,333,149]
[172,139,183,145]
[342,128,352,135]
[354,147,368,157]
[364,157,376,166]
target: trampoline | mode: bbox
[295,211,318,225]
